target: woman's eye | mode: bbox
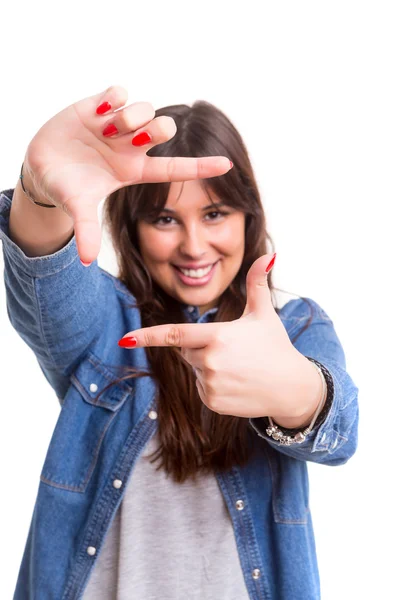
[153,216,174,225]
[207,211,226,220]
[153,211,227,226]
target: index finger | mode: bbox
[118,322,220,349]
[142,156,233,183]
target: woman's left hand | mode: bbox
[118,254,321,421]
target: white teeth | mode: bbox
[179,264,214,278]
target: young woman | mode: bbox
[0,85,359,600]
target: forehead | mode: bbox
[166,180,217,207]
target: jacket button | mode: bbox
[235,500,245,511]
[113,479,122,489]
[252,568,261,579]
[148,410,158,420]
[89,383,98,393]
[87,546,96,556]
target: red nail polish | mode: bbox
[102,123,119,137]
[265,253,276,274]
[80,260,91,267]
[132,132,151,147]
[118,336,137,348]
[96,101,112,115]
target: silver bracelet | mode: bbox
[265,359,327,446]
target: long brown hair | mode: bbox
[99,100,312,483]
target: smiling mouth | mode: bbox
[172,260,220,285]
[172,260,219,276]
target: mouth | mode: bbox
[172,260,220,286]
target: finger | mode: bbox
[130,115,176,148]
[91,85,129,116]
[78,85,129,125]
[62,196,101,265]
[141,155,232,183]
[180,347,206,369]
[99,101,157,139]
[241,254,276,319]
[118,322,220,349]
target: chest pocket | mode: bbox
[267,449,310,525]
[40,352,133,493]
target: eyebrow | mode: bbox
[160,202,227,214]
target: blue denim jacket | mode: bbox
[0,188,359,600]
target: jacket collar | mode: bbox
[182,304,218,323]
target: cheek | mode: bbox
[138,227,174,263]
[219,218,245,253]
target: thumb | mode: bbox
[63,197,102,266]
[241,253,276,319]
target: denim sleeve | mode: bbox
[0,188,113,403]
[249,297,359,466]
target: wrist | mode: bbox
[271,397,325,429]
[270,354,325,429]
[264,359,333,446]
[20,160,55,208]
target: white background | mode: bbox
[0,1,398,598]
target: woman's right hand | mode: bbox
[23,85,232,264]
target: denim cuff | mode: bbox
[249,358,353,457]
[0,188,81,278]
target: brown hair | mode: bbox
[99,100,312,483]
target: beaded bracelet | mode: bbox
[19,162,57,208]
[264,357,334,446]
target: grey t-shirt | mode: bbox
[83,431,249,600]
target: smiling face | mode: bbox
[136,180,246,315]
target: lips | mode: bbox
[172,260,219,286]
[173,260,219,271]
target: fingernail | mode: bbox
[80,260,92,267]
[265,253,276,274]
[96,101,112,115]
[118,336,137,348]
[102,123,119,137]
[229,161,234,169]
[132,132,152,147]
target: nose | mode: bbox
[179,222,209,258]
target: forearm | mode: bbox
[9,165,74,257]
